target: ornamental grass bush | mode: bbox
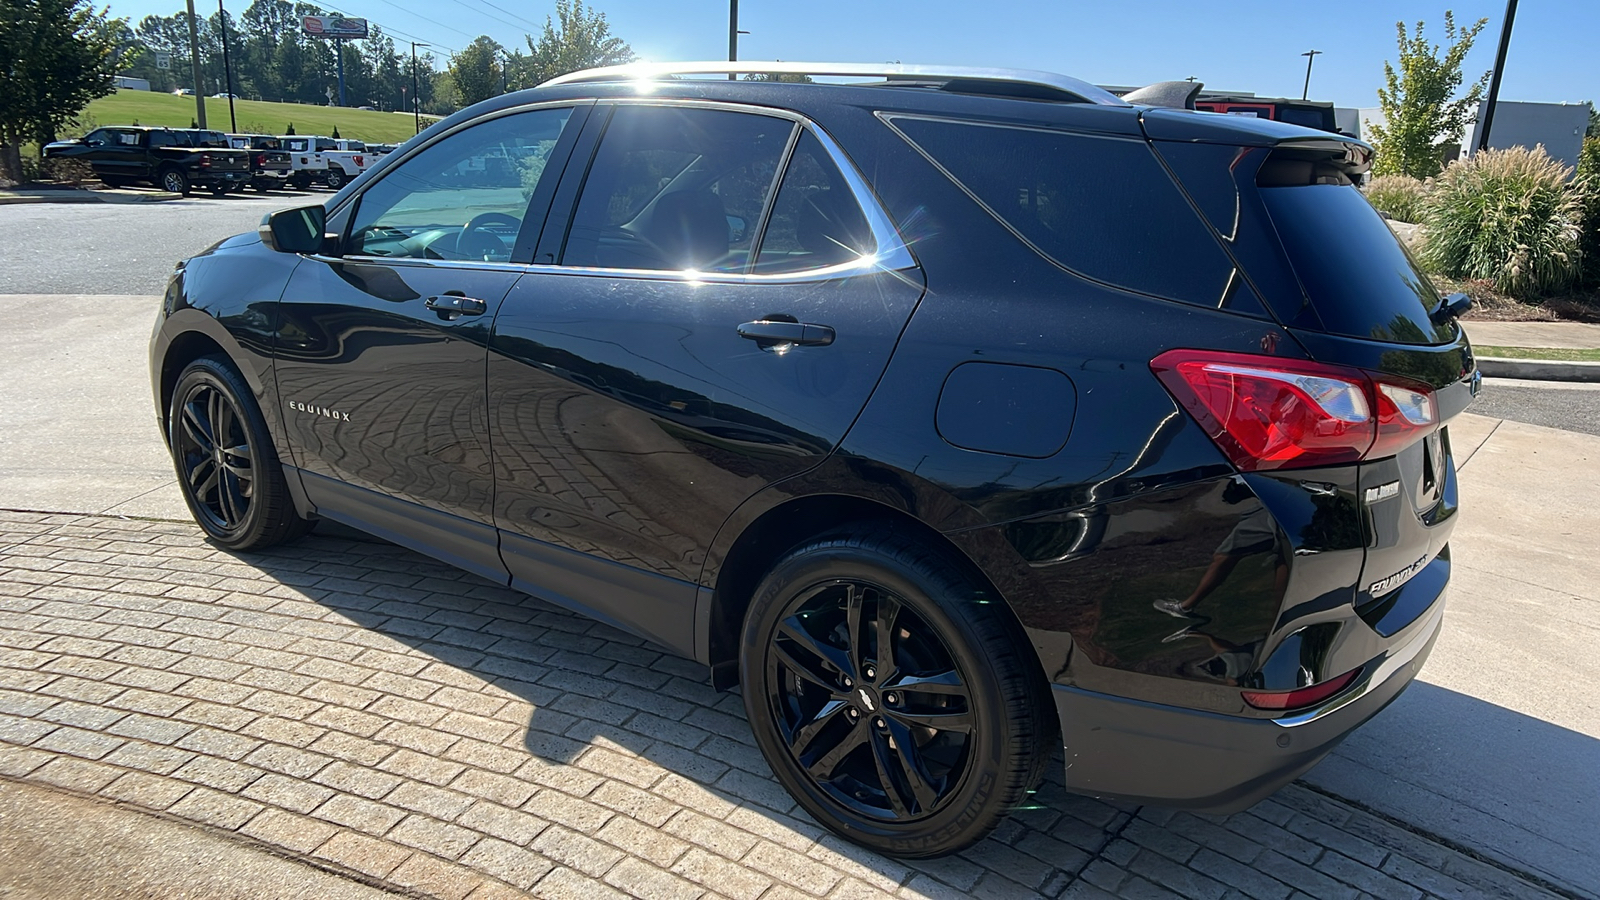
[1418,145,1583,300]
[1576,137,1600,289]
[1364,174,1429,223]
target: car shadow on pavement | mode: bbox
[239,522,1132,893]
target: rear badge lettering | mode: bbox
[288,400,351,422]
[1369,553,1429,598]
[1363,481,1400,504]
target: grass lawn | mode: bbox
[83,90,440,143]
[1475,345,1600,362]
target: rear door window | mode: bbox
[752,131,874,274]
[886,115,1235,307]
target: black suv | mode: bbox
[149,63,1476,857]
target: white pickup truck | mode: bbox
[278,135,372,190]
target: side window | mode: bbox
[83,129,109,146]
[147,132,175,149]
[347,107,572,263]
[888,116,1235,306]
[752,131,874,273]
[561,106,794,272]
[113,131,140,147]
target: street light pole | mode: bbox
[727,0,738,80]
[184,0,206,127]
[218,0,236,133]
[1478,0,1519,153]
[411,42,428,135]
[1300,50,1322,101]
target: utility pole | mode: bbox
[1478,0,1519,153]
[727,0,737,80]
[218,0,236,132]
[411,42,425,132]
[1300,50,1322,101]
[184,0,206,127]
[335,37,346,106]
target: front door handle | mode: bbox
[425,292,486,319]
[737,320,835,347]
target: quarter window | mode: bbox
[347,107,573,263]
[560,105,794,272]
[752,131,874,274]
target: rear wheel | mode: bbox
[740,529,1054,857]
[168,356,310,551]
[159,167,190,196]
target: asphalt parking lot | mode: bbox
[0,199,1596,900]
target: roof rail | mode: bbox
[541,61,1130,107]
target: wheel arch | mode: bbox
[155,313,266,444]
[703,491,1046,698]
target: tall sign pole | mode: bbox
[335,37,346,106]
[1477,0,1519,153]
[727,0,738,80]
[184,0,206,127]
[411,42,428,135]
[1300,50,1322,101]
[218,0,237,132]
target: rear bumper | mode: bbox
[1055,591,1444,813]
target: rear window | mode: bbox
[887,115,1235,307]
[1262,184,1454,345]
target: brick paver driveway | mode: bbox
[0,510,1566,900]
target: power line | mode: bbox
[353,0,476,41]
[463,0,546,35]
[439,0,528,35]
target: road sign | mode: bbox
[302,15,368,39]
[155,51,171,70]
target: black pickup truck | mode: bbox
[43,126,253,196]
[225,134,294,191]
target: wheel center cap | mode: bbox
[856,687,877,712]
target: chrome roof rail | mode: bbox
[541,61,1130,107]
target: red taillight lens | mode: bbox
[353,155,364,167]
[255,153,266,167]
[199,153,212,168]
[1151,349,1436,471]
[1241,668,1361,711]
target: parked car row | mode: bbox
[42,126,398,196]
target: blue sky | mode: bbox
[108,0,1599,110]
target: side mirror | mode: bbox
[259,205,327,254]
[726,214,748,244]
[1432,291,1472,324]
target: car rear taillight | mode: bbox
[199,153,212,168]
[255,153,266,167]
[1150,349,1437,472]
[1241,667,1361,711]
[353,155,364,167]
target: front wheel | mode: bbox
[740,529,1055,858]
[168,357,310,551]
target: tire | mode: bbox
[324,169,346,190]
[168,356,310,551]
[159,167,190,196]
[740,529,1055,858]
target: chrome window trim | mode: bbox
[541,60,1129,107]
[326,253,915,285]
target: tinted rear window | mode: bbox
[1262,184,1454,345]
[888,116,1235,307]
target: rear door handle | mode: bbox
[737,320,835,347]
[425,293,486,318]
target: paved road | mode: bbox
[0,192,316,295]
[1471,377,1600,437]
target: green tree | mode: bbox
[0,0,126,183]
[449,35,503,107]
[510,0,633,90]
[1367,12,1490,178]
[744,72,813,83]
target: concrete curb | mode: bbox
[0,189,182,205]
[1478,356,1600,383]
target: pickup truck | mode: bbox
[43,126,253,196]
[226,134,293,191]
[279,135,370,190]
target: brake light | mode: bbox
[255,153,266,167]
[353,155,364,167]
[1151,349,1436,472]
[1241,667,1360,711]
[199,153,212,168]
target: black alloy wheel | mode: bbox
[160,168,190,195]
[168,357,309,550]
[770,579,975,821]
[742,530,1054,857]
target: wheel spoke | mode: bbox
[873,592,901,681]
[787,699,849,761]
[182,401,213,451]
[777,617,854,686]
[885,668,968,697]
[806,717,867,782]
[188,456,217,492]
[868,729,912,817]
[887,706,973,734]
[844,583,865,675]
[217,470,241,524]
[882,718,941,812]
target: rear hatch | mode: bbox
[1146,112,1477,635]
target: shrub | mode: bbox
[1364,174,1429,222]
[1577,137,1600,288]
[1418,145,1583,300]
